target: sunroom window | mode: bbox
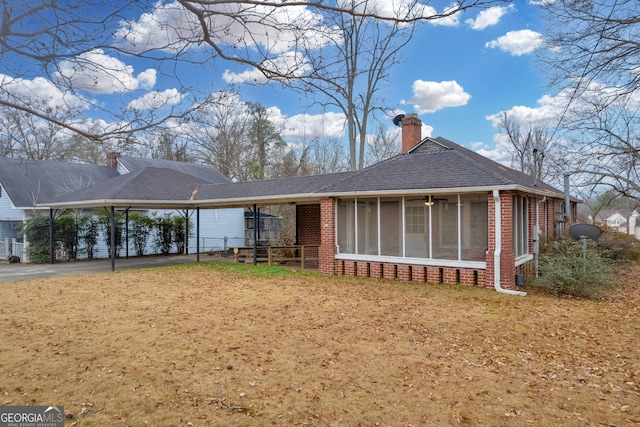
[336,194,488,262]
[512,195,529,257]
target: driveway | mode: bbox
[0,255,223,282]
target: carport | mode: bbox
[42,168,339,272]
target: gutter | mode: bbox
[493,190,527,296]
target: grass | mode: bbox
[0,261,639,426]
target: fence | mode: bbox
[1,238,28,263]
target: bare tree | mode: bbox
[184,94,252,180]
[537,0,640,201]
[365,122,400,166]
[496,111,558,183]
[2,1,500,147]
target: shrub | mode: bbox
[79,215,99,259]
[97,210,123,257]
[22,214,50,264]
[532,238,613,299]
[129,212,154,256]
[153,214,174,255]
[55,213,78,260]
[597,231,640,262]
[172,215,188,255]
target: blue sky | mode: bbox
[0,0,558,166]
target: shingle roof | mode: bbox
[50,168,211,204]
[36,136,565,209]
[191,137,563,205]
[0,157,119,208]
[117,156,229,184]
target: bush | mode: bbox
[22,215,50,264]
[532,238,613,299]
[597,231,640,261]
[153,214,174,255]
[97,210,123,257]
[56,213,78,260]
[129,212,154,256]
[79,215,99,259]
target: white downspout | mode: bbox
[535,196,546,278]
[493,190,527,296]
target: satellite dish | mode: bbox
[569,223,602,241]
[392,114,405,127]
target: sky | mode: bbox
[0,0,560,167]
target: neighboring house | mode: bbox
[44,114,575,293]
[595,209,627,232]
[0,155,244,261]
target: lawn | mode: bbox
[0,262,638,426]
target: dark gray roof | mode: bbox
[322,137,561,194]
[0,157,119,208]
[117,156,229,184]
[191,137,563,205]
[50,168,211,204]
[39,136,565,209]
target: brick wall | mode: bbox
[296,204,320,258]
[318,199,336,275]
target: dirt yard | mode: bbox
[0,262,638,426]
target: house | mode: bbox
[0,155,245,261]
[43,114,573,293]
[594,208,640,239]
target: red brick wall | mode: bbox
[318,199,336,275]
[296,204,320,258]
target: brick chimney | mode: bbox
[401,114,422,154]
[106,151,120,169]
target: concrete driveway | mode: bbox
[0,255,218,282]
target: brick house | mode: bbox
[45,115,572,293]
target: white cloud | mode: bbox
[273,110,346,141]
[402,80,471,113]
[473,138,513,166]
[127,88,185,110]
[55,49,156,94]
[0,74,86,113]
[428,4,462,27]
[223,52,311,84]
[116,1,336,54]
[485,29,543,56]
[465,5,513,30]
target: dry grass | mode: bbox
[0,262,639,426]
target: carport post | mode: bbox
[125,209,129,259]
[253,204,257,265]
[196,207,200,262]
[49,208,54,264]
[110,206,116,272]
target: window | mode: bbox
[336,193,489,262]
[337,199,355,254]
[460,194,488,261]
[513,195,529,257]
[357,198,378,255]
[432,195,459,259]
[380,198,402,256]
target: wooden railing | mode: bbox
[233,245,319,269]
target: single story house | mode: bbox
[42,115,574,294]
[0,154,244,260]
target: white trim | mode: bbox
[515,253,534,267]
[493,189,527,296]
[335,253,486,269]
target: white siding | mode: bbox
[0,184,26,221]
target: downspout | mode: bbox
[493,190,527,296]
[535,196,546,278]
